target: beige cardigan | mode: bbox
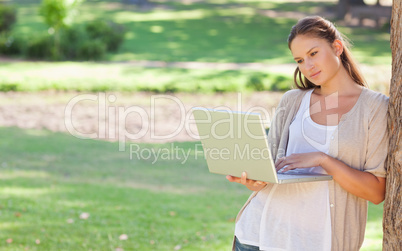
[234,88,389,251]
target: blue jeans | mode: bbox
[234,236,260,251]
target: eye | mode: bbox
[311,51,318,56]
[296,59,303,64]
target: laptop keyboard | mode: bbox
[277,172,324,179]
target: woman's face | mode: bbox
[290,35,342,87]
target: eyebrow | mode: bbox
[293,46,318,60]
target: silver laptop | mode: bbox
[192,107,332,184]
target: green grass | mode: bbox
[0,127,250,250]
[0,0,391,94]
[0,61,293,93]
[0,61,391,94]
[0,127,385,250]
[5,0,392,65]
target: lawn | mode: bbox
[0,127,251,250]
[0,61,390,94]
[5,0,392,65]
[0,127,384,250]
[0,61,294,92]
[0,0,391,94]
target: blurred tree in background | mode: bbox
[40,0,83,31]
[0,4,16,33]
[39,0,84,60]
[0,0,125,60]
[0,4,20,56]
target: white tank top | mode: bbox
[235,89,337,250]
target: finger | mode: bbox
[274,157,284,166]
[275,157,287,171]
[254,181,265,187]
[282,165,296,173]
[240,172,247,185]
[226,175,240,183]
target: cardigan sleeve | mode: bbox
[267,89,305,162]
[363,93,389,177]
[267,93,287,160]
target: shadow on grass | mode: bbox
[0,126,386,250]
[0,127,250,249]
[8,0,391,65]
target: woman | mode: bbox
[227,16,388,251]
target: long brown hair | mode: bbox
[287,16,367,90]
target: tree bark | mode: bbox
[337,0,350,19]
[337,0,367,19]
[382,0,402,250]
[349,0,366,5]
[122,0,149,6]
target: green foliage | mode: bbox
[0,4,17,33]
[0,62,295,93]
[26,34,54,59]
[245,73,292,92]
[77,39,106,61]
[0,5,20,56]
[270,75,291,91]
[39,0,83,30]
[0,33,23,55]
[0,0,392,93]
[21,21,125,61]
[246,74,265,91]
[85,19,125,52]
[0,82,18,92]
[212,82,239,93]
[4,0,391,65]
[163,83,179,93]
[38,0,85,60]
[40,0,66,30]
[59,26,87,59]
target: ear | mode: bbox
[332,39,343,57]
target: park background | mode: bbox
[0,0,392,250]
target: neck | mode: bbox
[316,67,362,96]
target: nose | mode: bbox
[305,59,315,70]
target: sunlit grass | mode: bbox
[362,219,383,251]
[0,61,294,92]
[6,0,391,65]
[0,127,385,250]
[0,127,250,250]
[0,61,390,94]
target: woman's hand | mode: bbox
[275,152,328,173]
[226,172,267,191]
[275,152,386,204]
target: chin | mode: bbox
[308,80,321,87]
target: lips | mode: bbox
[310,71,321,78]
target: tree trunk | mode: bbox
[349,0,366,5]
[337,0,367,19]
[122,0,149,6]
[382,0,402,250]
[337,0,350,19]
